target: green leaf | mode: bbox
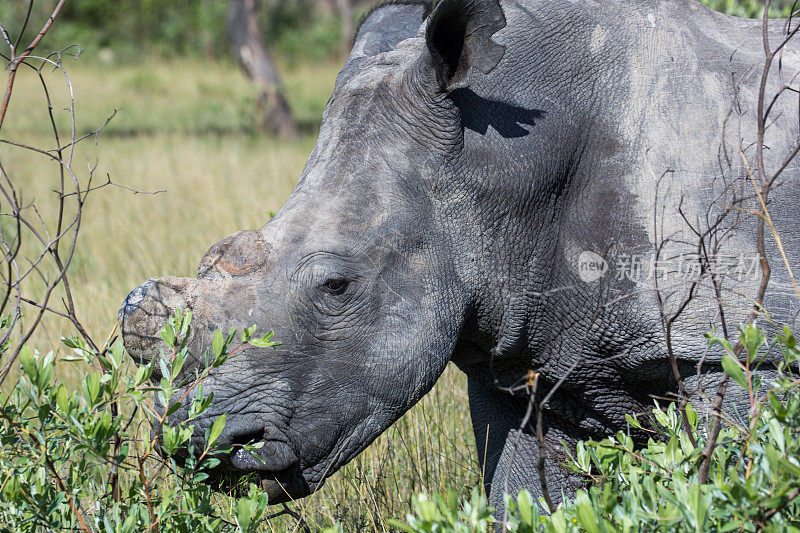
[768,418,786,453]
[625,413,642,430]
[161,426,176,454]
[19,345,36,380]
[740,322,765,361]
[385,520,417,533]
[249,338,280,348]
[780,325,797,357]
[236,497,254,533]
[653,407,670,428]
[212,330,224,357]
[56,385,69,413]
[517,490,533,525]
[241,325,257,343]
[721,353,749,390]
[61,336,80,349]
[575,493,599,533]
[207,413,226,448]
[166,401,183,417]
[84,373,100,404]
[171,349,186,379]
[705,331,734,355]
[159,357,171,382]
[161,323,176,347]
[445,488,458,513]
[134,364,152,385]
[685,402,698,429]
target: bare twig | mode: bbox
[0,0,67,132]
[699,0,800,484]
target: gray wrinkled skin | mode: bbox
[121,0,800,511]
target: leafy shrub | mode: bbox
[388,488,496,532]
[394,323,800,532]
[0,1,792,64]
[0,309,280,532]
[0,0,347,62]
[700,0,795,17]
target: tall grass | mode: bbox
[1,56,479,530]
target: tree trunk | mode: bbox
[316,0,337,14]
[336,0,354,55]
[227,0,298,138]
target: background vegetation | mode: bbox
[0,0,361,62]
[0,0,794,64]
[0,0,798,531]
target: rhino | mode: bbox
[120,0,800,511]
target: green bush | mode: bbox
[5,302,797,531]
[388,488,496,532]
[700,0,795,18]
[0,309,280,532]
[0,0,346,62]
[393,323,800,532]
[0,1,792,64]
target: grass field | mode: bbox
[0,55,479,530]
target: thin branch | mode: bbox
[0,0,68,132]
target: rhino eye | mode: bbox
[322,278,348,295]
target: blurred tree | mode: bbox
[228,0,298,137]
[700,0,795,16]
[1,0,795,62]
[336,0,354,55]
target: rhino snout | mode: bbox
[119,276,192,365]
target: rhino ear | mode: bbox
[352,1,432,58]
[424,0,506,91]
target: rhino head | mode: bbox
[120,0,509,502]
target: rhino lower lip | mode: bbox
[225,438,309,501]
[259,475,309,503]
[204,463,308,503]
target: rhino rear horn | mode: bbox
[424,0,506,91]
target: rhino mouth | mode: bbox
[209,431,312,503]
[200,466,310,503]
[205,463,310,504]
[151,404,311,503]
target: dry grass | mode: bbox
[2,58,326,357]
[1,56,479,529]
